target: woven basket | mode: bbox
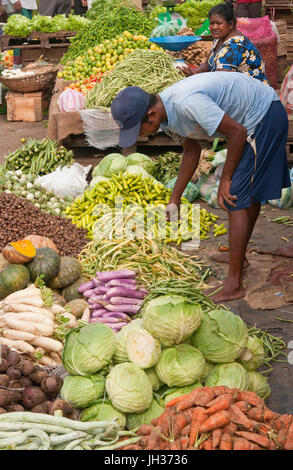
[0,64,58,93]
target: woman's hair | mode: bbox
[208,1,236,28]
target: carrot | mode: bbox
[122,445,141,450]
[212,428,222,449]
[276,415,292,448]
[176,389,204,411]
[157,408,174,427]
[234,391,263,408]
[233,400,251,413]
[166,393,190,408]
[195,389,216,407]
[263,406,279,423]
[235,431,270,449]
[270,418,282,432]
[206,394,233,415]
[247,407,264,422]
[199,410,231,433]
[183,408,194,423]
[180,436,189,450]
[211,385,230,397]
[137,424,154,436]
[151,418,159,426]
[146,428,162,449]
[169,439,181,450]
[138,436,150,448]
[233,437,252,450]
[189,407,208,447]
[181,424,191,436]
[284,422,293,450]
[202,438,213,450]
[219,432,233,450]
[173,414,188,439]
[230,404,253,431]
[222,422,238,435]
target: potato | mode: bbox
[0,344,9,359]
[5,404,25,412]
[0,359,8,373]
[48,399,74,420]
[29,370,48,385]
[0,389,13,407]
[7,350,20,366]
[41,376,63,396]
[66,299,88,319]
[0,374,9,388]
[6,366,22,381]
[21,386,49,409]
[8,381,23,401]
[19,376,32,387]
[19,359,35,377]
[31,401,51,414]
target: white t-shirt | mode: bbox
[2,0,37,9]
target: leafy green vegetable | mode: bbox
[161,381,202,406]
[145,367,162,392]
[94,153,127,178]
[155,344,205,387]
[62,323,117,376]
[142,295,202,347]
[126,153,155,175]
[205,362,249,390]
[106,362,153,413]
[237,336,265,371]
[192,309,248,363]
[247,371,271,400]
[3,14,31,37]
[80,400,126,427]
[126,397,164,430]
[113,319,143,364]
[127,328,161,369]
[60,374,105,409]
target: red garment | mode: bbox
[236,0,260,4]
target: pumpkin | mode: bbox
[26,247,60,283]
[0,264,30,299]
[0,254,10,271]
[48,257,82,289]
[62,276,89,302]
[24,235,59,254]
[66,299,88,319]
[2,240,36,264]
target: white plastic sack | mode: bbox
[35,163,91,199]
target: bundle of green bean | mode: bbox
[153,151,182,186]
[4,138,75,176]
[1,170,71,217]
[247,326,287,374]
[0,412,140,450]
[79,237,210,287]
[85,49,183,109]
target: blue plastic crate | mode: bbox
[149,35,202,52]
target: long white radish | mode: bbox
[38,355,60,366]
[48,304,66,314]
[30,336,63,353]
[0,337,35,354]
[3,318,54,337]
[3,304,55,318]
[55,312,77,328]
[8,297,44,308]
[49,352,62,364]
[2,329,37,342]
[81,306,90,323]
[3,312,54,326]
[4,287,42,303]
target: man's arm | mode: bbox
[168,137,201,205]
[216,113,247,210]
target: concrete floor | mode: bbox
[0,117,292,413]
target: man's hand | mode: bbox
[13,1,22,12]
[81,0,88,6]
[165,201,181,223]
[217,176,237,211]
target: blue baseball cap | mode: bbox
[111,86,151,148]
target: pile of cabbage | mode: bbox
[60,296,270,430]
[90,152,157,187]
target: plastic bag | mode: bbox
[151,16,187,37]
[280,65,293,116]
[35,163,91,199]
[165,177,199,203]
[268,168,293,209]
[194,164,224,208]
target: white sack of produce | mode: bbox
[35,163,91,199]
[58,88,86,113]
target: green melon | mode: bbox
[62,276,89,302]
[26,247,60,283]
[48,256,81,289]
[0,264,30,299]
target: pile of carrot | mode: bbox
[120,386,293,451]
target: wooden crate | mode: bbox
[266,1,293,7]
[275,19,288,56]
[6,91,47,122]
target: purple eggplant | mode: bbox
[102,312,131,321]
[109,296,143,305]
[106,287,146,299]
[97,270,136,282]
[104,303,141,314]
[78,280,96,293]
[91,310,109,318]
[106,279,137,288]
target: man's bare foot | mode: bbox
[209,252,249,267]
[204,280,245,303]
[253,243,293,258]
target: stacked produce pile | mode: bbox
[61,0,156,64]
[78,270,147,331]
[0,193,88,256]
[0,344,73,417]
[60,32,160,82]
[4,138,75,176]
[3,13,88,37]
[125,386,293,450]
[170,28,212,67]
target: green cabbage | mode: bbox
[200,360,215,381]
[127,328,161,369]
[142,295,202,347]
[126,398,164,430]
[205,362,249,390]
[247,371,271,400]
[51,14,68,32]
[106,362,153,413]
[192,309,248,363]
[162,382,203,406]
[30,15,53,33]
[113,319,143,364]
[237,336,265,371]
[3,14,31,37]
[62,323,117,376]
[80,401,126,428]
[90,175,110,187]
[94,153,127,177]
[126,153,155,175]
[60,374,105,409]
[123,165,158,182]
[145,367,162,392]
[155,344,205,387]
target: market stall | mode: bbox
[0,0,292,453]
